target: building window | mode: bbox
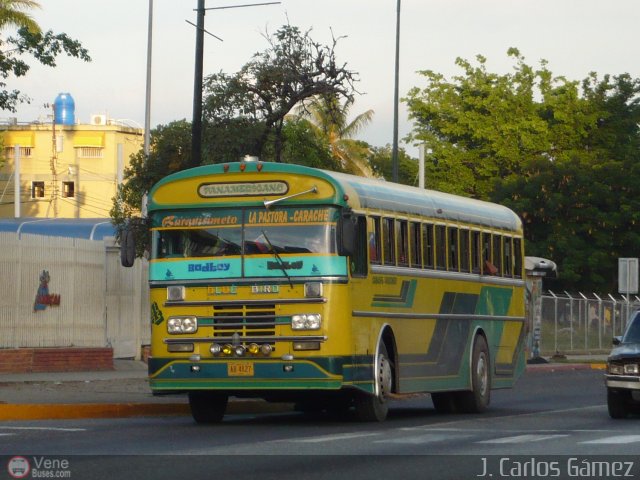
[77,147,103,159]
[31,181,45,198]
[5,146,32,158]
[62,181,75,198]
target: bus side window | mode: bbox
[482,232,493,275]
[397,220,409,267]
[435,225,447,270]
[352,215,368,277]
[492,235,503,276]
[422,223,434,269]
[382,217,396,266]
[460,228,470,273]
[514,238,523,278]
[471,230,481,274]
[410,222,421,268]
[368,217,381,265]
[448,227,459,272]
[503,236,512,277]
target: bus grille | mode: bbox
[211,304,276,339]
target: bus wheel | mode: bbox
[354,342,392,422]
[188,391,228,424]
[455,335,491,413]
[607,388,629,419]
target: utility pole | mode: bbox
[391,0,401,183]
[188,1,280,169]
[190,0,206,169]
[144,0,153,157]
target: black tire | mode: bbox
[431,392,457,413]
[188,391,228,424]
[607,388,629,419]
[354,342,393,422]
[455,335,491,413]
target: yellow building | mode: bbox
[0,120,143,218]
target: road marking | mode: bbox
[291,432,382,443]
[478,434,569,444]
[375,433,472,444]
[0,433,15,437]
[0,426,86,432]
[581,435,640,444]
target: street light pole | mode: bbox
[191,0,206,169]
[391,0,401,183]
[144,0,153,157]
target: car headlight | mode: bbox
[291,313,321,330]
[624,363,639,375]
[167,316,198,334]
[609,363,623,375]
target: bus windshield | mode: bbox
[152,207,338,260]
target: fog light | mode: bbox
[191,365,201,372]
[260,344,273,356]
[283,365,294,373]
[234,345,246,357]
[210,343,222,356]
[248,343,260,355]
[222,344,233,356]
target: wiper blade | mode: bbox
[261,230,293,288]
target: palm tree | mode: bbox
[0,0,41,34]
[294,95,376,177]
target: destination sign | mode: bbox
[198,181,288,198]
[247,208,332,224]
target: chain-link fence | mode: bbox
[538,291,640,356]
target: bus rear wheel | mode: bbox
[354,342,393,422]
[455,335,491,413]
[188,391,228,424]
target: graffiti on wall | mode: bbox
[33,270,61,312]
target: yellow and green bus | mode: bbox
[125,161,526,422]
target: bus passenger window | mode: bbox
[422,224,434,269]
[435,225,447,270]
[410,222,421,267]
[503,237,512,277]
[383,217,396,266]
[492,235,503,276]
[352,215,368,277]
[471,230,481,274]
[448,227,459,272]
[368,217,381,264]
[397,220,409,267]
[460,229,470,273]
[514,238,523,278]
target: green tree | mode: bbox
[292,94,374,177]
[111,120,192,249]
[406,49,640,292]
[0,0,91,112]
[202,24,358,165]
[368,144,418,186]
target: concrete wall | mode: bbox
[0,232,150,359]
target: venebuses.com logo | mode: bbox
[7,456,71,478]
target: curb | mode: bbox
[526,362,606,372]
[0,400,294,421]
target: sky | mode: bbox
[9,0,640,157]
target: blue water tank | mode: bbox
[54,93,75,125]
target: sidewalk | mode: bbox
[0,356,608,421]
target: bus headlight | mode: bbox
[167,316,198,334]
[291,314,321,330]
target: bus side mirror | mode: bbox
[339,214,356,257]
[120,227,136,267]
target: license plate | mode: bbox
[228,362,254,376]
